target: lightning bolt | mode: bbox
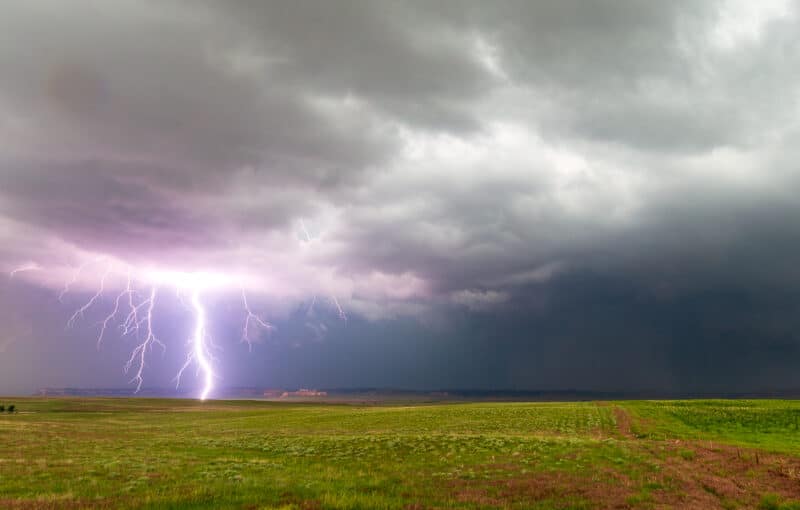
[96,269,134,348]
[331,295,347,321]
[59,257,104,302]
[241,289,272,351]
[124,287,164,393]
[66,262,111,329]
[190,289,213,400]
[121,286,149,337]
[8,262,40,278]
[13,218,346,400]
[27,262,229,399]
[62,266,217,397]
[299,218,347,322]
[173,287,216,399]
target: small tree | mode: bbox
[0,405,4,412]
[7,405,14,413]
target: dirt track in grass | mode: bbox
[447,407,800,509]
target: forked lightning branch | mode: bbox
[13,259,274,400]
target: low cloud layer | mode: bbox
[2,1,800,392]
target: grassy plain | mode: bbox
[1,398,799,509]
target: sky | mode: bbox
[2,0,800,395]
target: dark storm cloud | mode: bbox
[0,0,396,265]
[2,0,800,392]
[210,0,496,132]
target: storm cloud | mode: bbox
[2,0,800,393]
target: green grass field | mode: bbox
[1,398,800,509]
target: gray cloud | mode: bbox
[2,1,800,392]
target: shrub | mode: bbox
[7,405,14,413]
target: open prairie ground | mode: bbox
[1,398,800,509]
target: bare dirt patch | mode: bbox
[445,441,800,509]
[645,441,800,509]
